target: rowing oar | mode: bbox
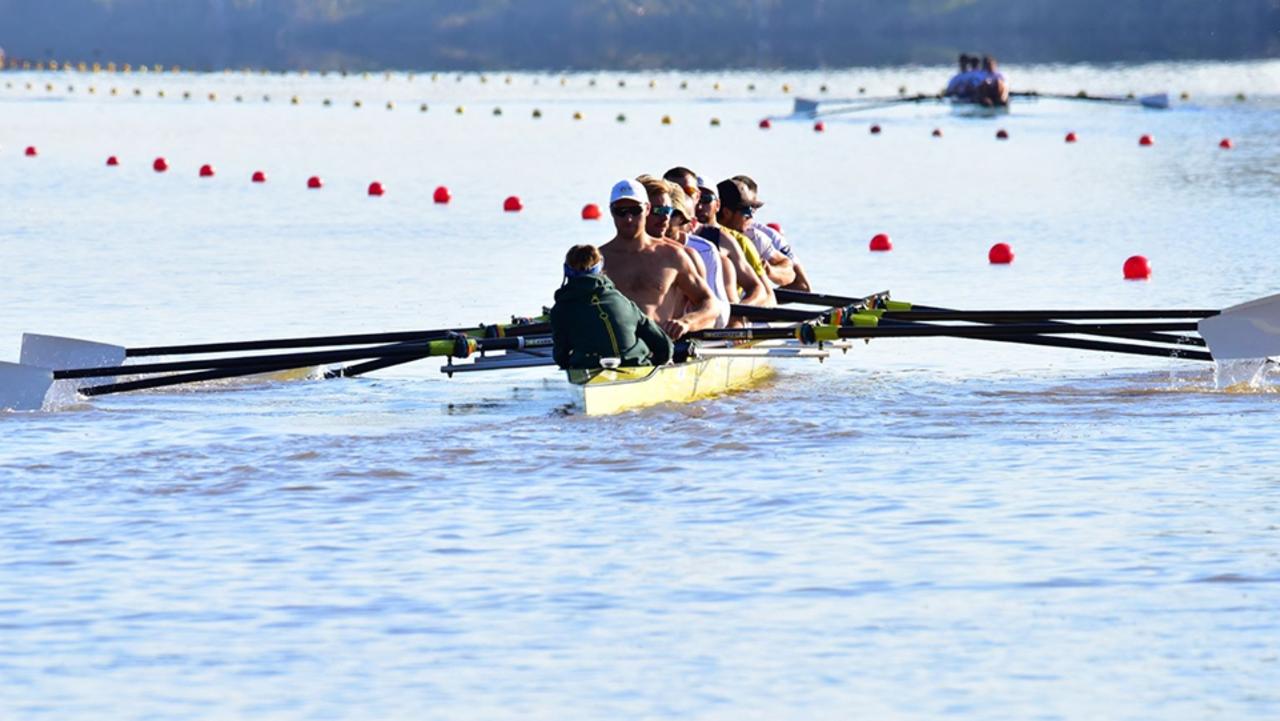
[695,322,1213,362]
[767,289,1280,362]
[761,292,1209,347]
[73,335,545,398]
[121,319,548,357]
[793,94,942,117]
[774,288,1213,343]
[0,329,551,409]
[1012,90,1170,109]
[734,303,1206,348]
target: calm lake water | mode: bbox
[2,60,1279,720]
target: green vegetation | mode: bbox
[2,0,1276,70]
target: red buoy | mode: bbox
[869,124,882,135]
[24,146,37,157]
[995,129,1009,140]
[766,222,783,234]
[153,157,168,172]
[199,164,215,177]
[988,242,1014,264]
[758,118,772,130]
[869,233,892,252]
[931,128,943,137]
[1123,255,1152,280]
[581,203,601,220]
[1219,138,1233,149]
[813,120,825,133]
[1139,134,1154,146]
[106,156,119,166]
[251,170,267,183]
[1065,131,1078,143]
[433,186,452,204]
[307,175,323,189]
[503,195,523,212]
[367,181,385,196]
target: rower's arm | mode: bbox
[724,240,773,306]
[764,254,796,287]
[670,252,720,336]
[783,259,812,292]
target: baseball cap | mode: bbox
[609,179,648,206]
[717,178,764,210]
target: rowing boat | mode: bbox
[949,99,1010,117]
[4,289,1279,415]
[442,336,831,415]
[568,348,773,415]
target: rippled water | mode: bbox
[2,61,1279,720]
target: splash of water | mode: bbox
[1212,358,1273,392]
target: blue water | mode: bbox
[2,61,1279,720]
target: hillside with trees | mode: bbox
[2,0,1277,70]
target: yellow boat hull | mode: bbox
[567,351,775,416]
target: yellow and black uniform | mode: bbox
[551,273,673,370]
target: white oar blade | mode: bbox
[20,333,126,370]
[1198,293,1280,361]
[1140,93,1170,109]
[0,361,55,411]
[793,97,819,117]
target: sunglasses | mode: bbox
[651,205,675,217]
[698,192,716,204]
[611,205,645,218]
[738,206,756,219]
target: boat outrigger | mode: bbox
[3,289,1278,415]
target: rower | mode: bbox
[667,184,735,328]
[945,54,979,100]
[729,174,812,291]
[598,179,719,340]
[976,55,1009,107]
[551,244,673,370]
[690,177,774,307]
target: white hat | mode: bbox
[609,179,648,206]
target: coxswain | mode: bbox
[598,179,719,339]
[730,174,812,291]
[551,245,673,370]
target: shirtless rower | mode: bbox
[598,179,719,340]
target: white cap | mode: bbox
[609,179,648,206]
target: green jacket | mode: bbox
[551,274,674,369]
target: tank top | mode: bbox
[686,235,732,328]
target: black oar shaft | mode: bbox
[81,360,319,397]
[843,321,1200,338]
[126,322,550,357]
[895,307,1217,320]
[56,342,425,379]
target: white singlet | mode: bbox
[686,234,732,328]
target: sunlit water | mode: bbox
[2,61,1279,720]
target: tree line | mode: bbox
[2,0,1276,70]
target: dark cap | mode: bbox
[717,178,764,210]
